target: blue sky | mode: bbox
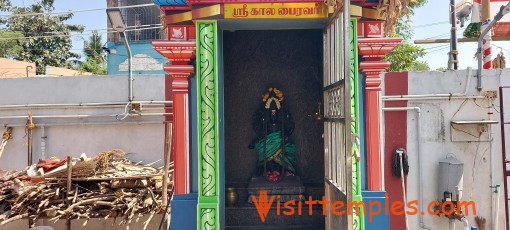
[7,0,107,59]
[411,1,510,70]
[4,0,510,70]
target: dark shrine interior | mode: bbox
[223,29,325,207]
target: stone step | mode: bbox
[226,205,325,228]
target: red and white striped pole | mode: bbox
[482,18,492,69]
[482,0,492,69]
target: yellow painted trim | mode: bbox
[168,11,192,24]
[350,4,362,17]
[328,4,362,18]
[194,4,222,18]
[224,3,328,19]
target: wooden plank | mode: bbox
[162,123,173,208]
[66,156,72,230]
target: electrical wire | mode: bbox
[492,44,510,54]
[413,21,449,29]
[426,47,450,54]
[41,24,163,35]
[423,32,452,40]
[423,44,450,50]
[417,27,466,40]
[0,3,157,18]
[10,47,163,52]
[0,26,164,40]
[469,136,483,200]
[116,102,132,121]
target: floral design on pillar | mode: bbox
[358,38,401,191]
[153,31,196,195]
[196,20,220,230]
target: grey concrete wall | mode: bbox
[382,69,507,230]
[1,214,165,230]
[0,75,167,230]
[0,75,166,170]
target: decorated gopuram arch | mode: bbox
[152,0,402,229]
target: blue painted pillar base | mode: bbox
[362,190,389,230]
[170,193,198,230]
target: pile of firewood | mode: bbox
[0,149,173,228]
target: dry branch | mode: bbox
[0,149,174,228]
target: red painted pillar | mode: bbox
[168,66,194,194]
[358,38,402,191]
[153,28,196,195]
[362,65,388,191]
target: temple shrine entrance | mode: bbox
[223,29,325,229]
[190,10,353,229]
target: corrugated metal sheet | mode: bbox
[152,0,187,6]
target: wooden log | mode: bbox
[66,156,72,230]
[66,156,72,204]
[111,179,148,189]
[63,197,115,213]
[0,213,28,226]
[162,123,172,208]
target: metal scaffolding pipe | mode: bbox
[382,96,485,101]
[477,3,510,90]
[382,67,481,102]
[382,107,432,230]
[0,101,172,110]
[0,120,164,128]
[0,113,172,120]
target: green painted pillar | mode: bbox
[196,20,220,230]
[350,18,364,230]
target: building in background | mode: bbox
[0,58,92,78]
[0,58,36,78]
[106,0,167,75]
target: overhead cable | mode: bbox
[0,3,156,18]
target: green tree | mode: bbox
[411,61,430,71]
[0,0,11,11]
[384,0,430,72]
[435,67,448,72]
[77,31,106,75]
[384,42,428,72]
[0,30,23,58]
[1,0,84,74]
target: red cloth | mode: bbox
[36,157,67,172]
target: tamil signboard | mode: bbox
[224,3,328,19]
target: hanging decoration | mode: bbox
[493,51,506,69]
[464,0,482,38]
[377,0,415,35]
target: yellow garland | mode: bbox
[261,87,284,103]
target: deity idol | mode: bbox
[248,88,296,182]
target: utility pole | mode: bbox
[482,0,490,22]
[481,0,492,70]
[449,0,459,70]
